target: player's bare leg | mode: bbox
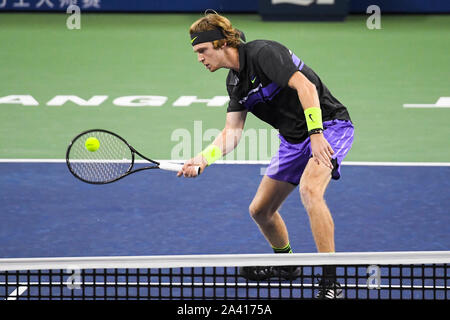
[299,157,342,298]
[240,176,299,281]
[249,175,296,249]
[299,157,334,253]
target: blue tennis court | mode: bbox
[1,162,448,258]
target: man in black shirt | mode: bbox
[179,13,354,299]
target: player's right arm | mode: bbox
[178,110,247,178]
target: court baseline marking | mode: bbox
[0,159,449,166]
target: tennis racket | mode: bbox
[66,129,200,184]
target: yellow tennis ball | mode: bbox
[85,137,100,152]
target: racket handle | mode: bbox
[158,162,201,175]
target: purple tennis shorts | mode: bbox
[266,119,354,185]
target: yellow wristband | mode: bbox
[200,144,222,166]
[304,107,323,131]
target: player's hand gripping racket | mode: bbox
[66,129,200,184]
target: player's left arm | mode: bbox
[288,71,334,169]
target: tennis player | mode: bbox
[179,12,354,299]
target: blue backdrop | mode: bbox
[1,0,449,13]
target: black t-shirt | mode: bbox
[226,40,351,143]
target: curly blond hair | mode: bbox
[189,11,243,49]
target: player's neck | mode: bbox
[222,47,239,72]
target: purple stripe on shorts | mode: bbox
[266,119,354,185]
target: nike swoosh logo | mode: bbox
[251,76,257,84]
[191,36,198,44]
[309,114,314,122]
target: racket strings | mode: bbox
[68,131,132,183]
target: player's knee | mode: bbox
[248,203,271,224]
[248,203,262,220]
[299,183,323,209]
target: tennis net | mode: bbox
[0,251,448,300]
